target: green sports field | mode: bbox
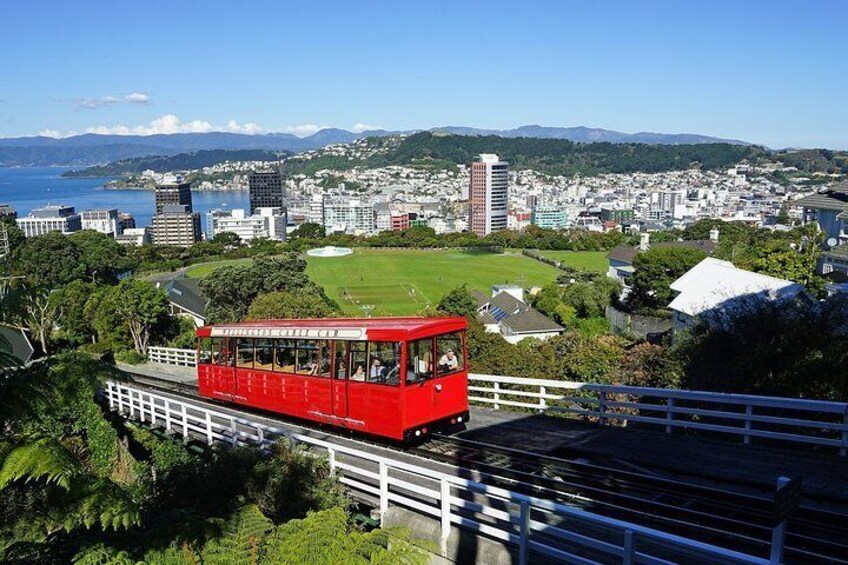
[306,249,560,315]
[532,250,608,272]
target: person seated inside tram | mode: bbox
[438,349,458,372]
[351,364,366,381]
[308,355,320,376]
[370,358,384,381]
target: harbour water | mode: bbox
[0,167,250,230]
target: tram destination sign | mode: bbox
[211,326,367,340]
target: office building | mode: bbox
[16,205,82,237]
[206,207,286,242]
[600,207,635,223]
[531,206,568,229]
[0,204,16,220]
[155,174,192,214]
[249,169,286,212]
[469,154,509,237]
[322,194,375,235]
[152,205,200,247]
[116,227,151,246]
[118,213,136,231]
[81,208,120,236]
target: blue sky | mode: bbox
[1,0,846,148]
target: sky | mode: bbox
[1,0,846,148]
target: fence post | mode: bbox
[440,478,451,556]
[165,399,172,432]
[205,412,214,445]
[744,405,754,445]
[181,404,189,441]
[107,382,114,410]
[230,418,238,446]
[518,500,530,565]
[665,398,675,434]
[623,530,635,565]
[770,476,791,565]
[117,384,124,414]
[328,448,336,474]
[257,427,265,446]
[494,381,501,410]
[379,461,389,525]
[149,395,156,426]
[539,385,546,412]
[129,390,135,419]
[598,392,607,426]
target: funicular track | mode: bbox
[123,371,848,565]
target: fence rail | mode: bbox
[143,347,848,456]
[103,381,770,565]
[147,346,198,367]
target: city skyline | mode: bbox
[2,0,847,149]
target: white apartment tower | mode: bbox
[469,154,509,237]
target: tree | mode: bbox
[290,222,325,239]
[69,230,130,284]
[247,291,340,320]
[212,231,242,247]
[98,279,171,354]
[435,285,478,318]
[23,289,62,354]
[14,231,84,288]
[55,280,99,345]
[628,247,707,312]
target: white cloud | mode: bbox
[38,128,77,139]
[75,92,152,109]
[284,124,326,137]
[84,114,213,135]
[225,120,264,134]
[350,123,382,133]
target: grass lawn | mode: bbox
[533,250,608,272]
[306,249,560,315]
[183,248,563,315]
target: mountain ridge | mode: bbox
[0,125,754,167]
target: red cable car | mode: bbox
[195,317,469,441]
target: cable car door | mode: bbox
[332,342,349,418]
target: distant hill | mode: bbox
[61,149,290,177]
[0,124,754,167]
[286,132,764,177]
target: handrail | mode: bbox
[140,347,848,455]
[103,381,769,565]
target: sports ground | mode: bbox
[185,248,606,316]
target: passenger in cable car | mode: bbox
[438,349,458,372]
[352,364,366,381]
[370,358,384,380]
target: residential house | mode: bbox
[154,277,209,327]
[796,186,848,276]
[471,285,563,344]
[667,258,810,338]
[0,325,35,364]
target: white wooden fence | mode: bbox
[104,381,772,565]
[468,373,848,457]
[142,347,848,456]
[147,346,198,367]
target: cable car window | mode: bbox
[369,342,401,386]
[217,338,234,366]
[274,339,296,373]
[350,341,368,382]
[198,337,213,364]
[255,339,274,371]
[406,338,433,384]
[296,340,322,376]
[236,338,254,369]
[317,340,331,377]
[333,342,348,379]
[436,332,464,376]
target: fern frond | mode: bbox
[200,504,273,565]
[0,437,83,490]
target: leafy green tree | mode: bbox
[23,289,63,354]
[435,285,479,318]
[95,279,171,354]
[247,291,340,320]
[628,247,707,312]
[290,222,325,239]
[55,280,99,346]
[14,231,84,288]
[69,230,131,284]
[212,231,242,247]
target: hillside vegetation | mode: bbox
[285,132,765,177]
[62,149,289,177]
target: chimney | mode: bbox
[639,232,650,252]
[709,227,720,242]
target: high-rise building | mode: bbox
[206,208,286,242]
[155,174,192,214]
[81,209,120,236]
[0,204,17,220]
[118,213,136,232]
[469,154,509,237]
[16,205,82,237]
[531,206,568,230]
[152,205,200,247]
[249,169,286,212]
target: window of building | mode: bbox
[350,341,368,382]
[406,339,433,385]
[369,342,401,385]
[274,339,296,373]
[254,339,274,371]
[436,332,464,376]
[236,338,254,369]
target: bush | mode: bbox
[114,349,147,365]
